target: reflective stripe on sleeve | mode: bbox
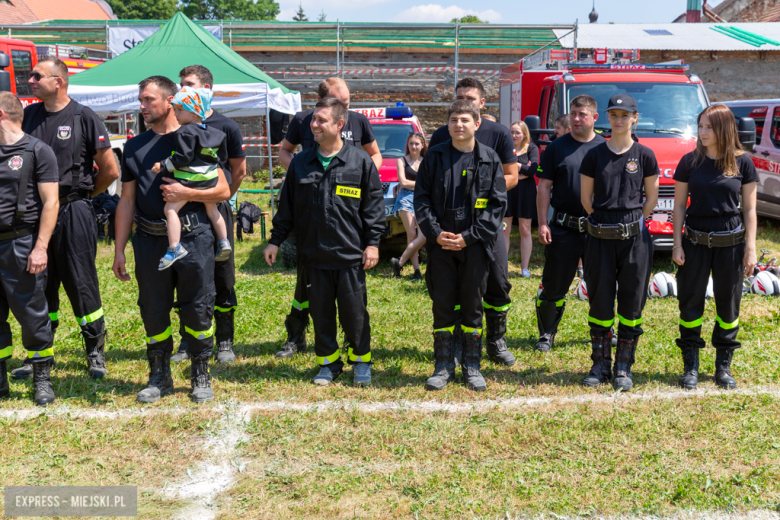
[317,351,340,365]
[716,316,739,330]
[588,315,615,327]
[184,324,215,340]
[146,326,173,344]
[617,314,642,327]
[28,347,54,359]
[76,307,104,327]
[348,348,371,363]
[679,317,703,328]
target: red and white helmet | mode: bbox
[648,272,677,298]
[575,279,589,300]
[751,271,780,296]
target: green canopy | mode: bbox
[69,12,301,115]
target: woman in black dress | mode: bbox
[505,121,538,277]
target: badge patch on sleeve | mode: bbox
[625,160,639,173]
[475,198,488,209]
[336,185,361,198]
[8,156,23,170]
[57,126,71,140]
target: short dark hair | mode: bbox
[314,97,348,126]
[570,95,597,113]
[138,76,178,99]
[317,78,349,99]
[447,99,480,123]
[455,77,485,98]
[179,65,214,88]
[38,56,69,85]
[555,114,571,128]
[0,92,23,123]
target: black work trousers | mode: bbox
[308,264,371,369]
[0,233,53,363]
[214,201,238,315]
[288,260,309,321]
[427,243,490,332]
[133,225,216,358]
[45,199,105,339]
[539,224,587,305]
[584,226,653,338]
[483,235,512,316]
[677,230,744,351]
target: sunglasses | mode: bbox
[408,132,425,138]
[29,72,59,81]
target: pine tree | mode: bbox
[292,3,308,22]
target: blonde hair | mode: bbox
[510,120,530,156]
[694,104,744,177]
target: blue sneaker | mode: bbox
[353,363,372,387]
[215,239,232,262]
[158,243,188,271]
[313,364,342,386]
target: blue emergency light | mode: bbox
[385,106,413,119]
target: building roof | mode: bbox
[0,0,114,24]
[555,23,780,51]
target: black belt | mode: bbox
[586,218,643,240]
[553,211,587,233]
[685,226,745,248]
[134,212,202,236]
[0,226,35,242]
[59,190,89,206]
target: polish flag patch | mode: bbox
[98,135,105,142]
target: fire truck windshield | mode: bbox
[372,123,414,158]
[566,82,708,137]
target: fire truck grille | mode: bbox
[382,182,391,195]
[658,185,675,199]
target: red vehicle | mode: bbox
[502,55,711,250]
[352,104,425,239]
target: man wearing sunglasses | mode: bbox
[16,56,119,381]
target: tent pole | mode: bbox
[266,106,275,218]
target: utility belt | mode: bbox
[59,190,89,206]
[553,210,587,233]
[0,225,36,242]
[586,218,643,240]
[684,226,745,248]
[134,212,203,237]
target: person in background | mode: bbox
[504,121,538,277]
[672,104,757,391]
[481,114,497,122]
[554,114,571,139]
[391,132,427,281]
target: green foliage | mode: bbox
[450,15,488,23]
[181,0,280,21]
[317,9,327,22]
[106,0,179,20]
[292,3,308,22]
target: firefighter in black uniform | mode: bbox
[535,95,606,352]
[672,104,758,390]
[264,98,384,387]
[427,78,518,366]
[17,56,119,380]
[173,65,247,364]
[0,92,60,405]
[275,78,383,361]
[580,94,659,392]
[415,100,506,392]
[113,76,231,403]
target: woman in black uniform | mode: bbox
[672,104,758,390]
[580,94,659,391]
[504,121,538,277]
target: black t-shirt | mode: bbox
[285,108,375,151]
[449,146,473,209]
[205,111,246,186]
[121,129,203,220]
[429,118,517,165]
[0,135,58,231]
[22,100,111,196]
[537,133,606,216]
[673,152,758,217]
[580,141,659,212]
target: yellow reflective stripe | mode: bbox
[215,305,237,313]
[617,314,642,327]
[475,198,488,209]
[0,345,12,359]
[536,299,564,307]
[453,305,461,311]
[173,169,219,182]
[28,347,54,359]
[347,348,372,363]
[184,324,215,340]
[336,185,361,198]
[483,302,511,312]
[461,326,483,335]
[317,351,340,365]
[588,315,615,327]
[434,326,455,334]
[146,326,172,344]
[679,317,703,328]
[293,299,309,311]
[76,307,104,327]
[48,311,59,322]
[716,316,739,330]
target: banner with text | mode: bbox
[108,25,222,57]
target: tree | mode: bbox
[450,15,487,23]
[106,0,178,19]
[292,3,308,22]
[317,9,327,22]
[182,0,280,21]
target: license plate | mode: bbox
[654,198,674,211]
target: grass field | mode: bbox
[1,179,780,519]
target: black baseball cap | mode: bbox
[605,93,638,113]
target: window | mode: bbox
[372,123,413,158]
[546,86,560,130]
[644,29,673,36]
[730,105,767,145]
[772,107,780,148]
[11,50,32,96]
